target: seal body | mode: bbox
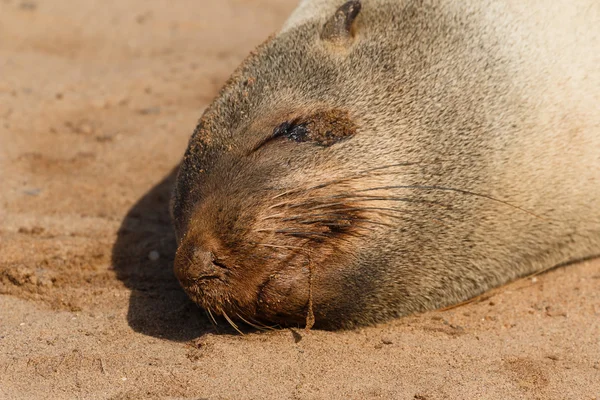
[171,0,600,328]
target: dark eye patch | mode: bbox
[272,109,357,147]
[272,121,310,142]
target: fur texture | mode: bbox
[171,0,600,328]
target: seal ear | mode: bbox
[320,0,362,43]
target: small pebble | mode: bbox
[545,306,568,318]
[137,107,161,115]
[531,277,538,283]
[148,250,160,261]
[19,1,37,11]
[79,123,93,135]
[23,188,42,196]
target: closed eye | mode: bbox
[250,120,308,153]
[272,120,310,142]
[250,109,357,153]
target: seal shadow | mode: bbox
[111,166,217,341]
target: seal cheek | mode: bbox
[256,267,311,325]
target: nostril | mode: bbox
[175,245,228,286]
[192,249,229,270]
[211,256,230,270]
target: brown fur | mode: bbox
[171,0,600,329]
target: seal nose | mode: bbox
[174,244,227,286]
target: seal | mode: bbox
[171,0,600,329]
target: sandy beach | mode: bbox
[1,1,599,398]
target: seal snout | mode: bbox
[174,242,228,289]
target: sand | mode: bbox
[1,1,599,399]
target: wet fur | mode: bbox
[171,0,600,328]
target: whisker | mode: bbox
[255,228,281,233]
[269,200,296,210]
[275,229,336,235]
[317,207,448,227]
[283,209,409,223]
[281,212,369,222]
[250,242,306,251]
[319,206,415,216]
[206,307,218,326]
[289,196,448,211]
[355,185,544,219]
[222,310,244,335]
[319,222,379,232]
[271,162,428,200]
[243,315,279,331]
[236,313,268,331]
[285,231,355,243]
[281,207,447,228]
[259,213,287,221]
[295,217,394,228]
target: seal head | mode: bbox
[171,1,380,328]
[171,0,600,328]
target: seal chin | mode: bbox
[174,236,314,325]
